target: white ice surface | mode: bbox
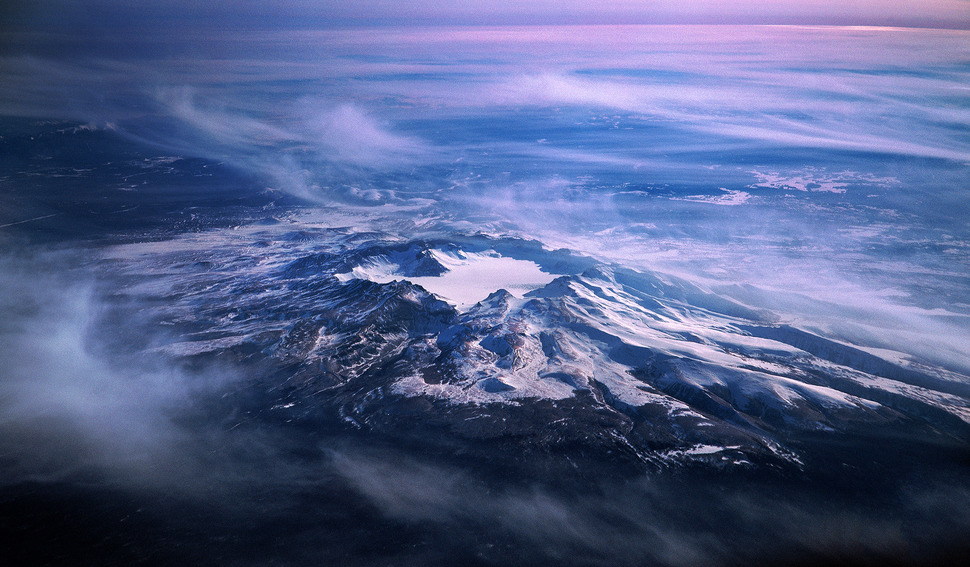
[336,249,557,310]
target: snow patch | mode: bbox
[748,168,897,194]
[336,249,557,311]
[672,189,751,206]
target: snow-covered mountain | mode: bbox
[101,222,970,475]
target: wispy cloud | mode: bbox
[496,68,970,161]
[150,88,435,199]
[330,446,970,566]
[4,24,969,373]
[0,255,189,484]
[0,252,317,496]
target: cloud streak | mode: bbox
[2,12,970,567]
[149,88,435,199]
[495,64,970,161]
[329,446,970,566]
[0,254,187,484]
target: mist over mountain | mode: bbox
[2,10,970,567]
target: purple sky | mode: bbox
[6,0,970,29]
[318,0,970,27]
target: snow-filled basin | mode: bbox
[335,249,557,310]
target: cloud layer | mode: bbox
[2,18,970,564]
[3,23,968,360]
